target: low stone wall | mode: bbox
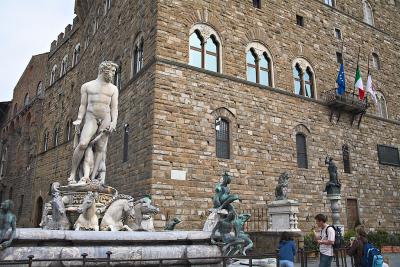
[248,231,304,254]
[0,229,222,267]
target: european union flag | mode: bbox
[336,63,346,95]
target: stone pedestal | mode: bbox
[327,193,344,233]
[267,199,300,232]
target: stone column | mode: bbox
[327,193,344,233]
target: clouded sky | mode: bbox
[0,0,75,102]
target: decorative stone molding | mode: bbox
[245,42,275,87]
[185,8,225,42]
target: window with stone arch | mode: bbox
[216,118,230,159]
[189,24,222,73]
[372,53,380,70]
[50,64,57,85]
[24,93,29,108]
[37,81,43,96]
[43,130,49,152]
[246,42,273,87]
[132,34,144,76]
[363,0,374,26]
[13,103,18,116]
[342,144,351,174]
[72,43,81,67]
[292,58,316,99]
[60,55,68,77]
[65,119,73,142]
[53,126,60,147]
[296,133,308,169]
[0,146,7,177]
[376,91,388,119]
[113,61,122,89]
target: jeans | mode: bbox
[319,253,333,267]
[280,260,294,267]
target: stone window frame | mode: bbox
[50,64,57,85]
[23,93,30,108]
[43,130,49,152]
[293,124,311,169]
[113,60,122,89]
[372,52,380,70]
[342,144,351,174]
[324,0,335,7]
[252,0,261,9]
[376,91,388,119]
[53,126,60,147]
[292,58,317,99]
[60,55,68,77]
[131,32,144,77]
[123,123,129,163]
[13,103,18,116]
[36,81,43,96]
[0,146,7,177]
[72,43,81,67]
[65,119,73,142]
[334,28,342,40]
[362,0,374,26]
[211,107,237,160]
[189,23,223,73]
[245,42,275,87]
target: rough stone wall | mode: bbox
[152,0,400,231]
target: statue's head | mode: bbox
[98,61,118,83]
[1,200,14,212]
[222,172,231,185]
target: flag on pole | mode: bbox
[366,72,377,104]
[336,63,346,95]
[354,64,365,100]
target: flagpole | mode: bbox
[353,47,361,98]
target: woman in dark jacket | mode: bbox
[347,225,368,267]
[279,232,296,267]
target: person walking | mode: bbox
[346,225,368,267]
[314,214,335,267]
[278,232,296,267]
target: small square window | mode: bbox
[253,0,261,9]
[336,52,343,64]
[335,28,342,39]
[296,15,304,27]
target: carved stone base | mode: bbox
[267,199,301,232]
[0,229,222,266]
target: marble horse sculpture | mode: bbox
[74,191,99,231]
[43,182,70,230]
[100,195,136,231]
[127,197,160,231]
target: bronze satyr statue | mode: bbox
[275,172,289,200]
[324,156,341,194]
[0,200,16,250]
[164,217,182,231]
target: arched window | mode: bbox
[13,103,18,116]
[113,63,122,89]
[24,93,29,108]
[205,35,219,72]
[50,65,57,85]
[43,131,49,152]
[216,118,230,159]
[292,59,315,98]
[0,146,7,177]
[8,187,13,200]
[324,0,335,7]
[342,145,351,174]
[132,36,144,75]
[84,34,90,49]
[246,49,257,83]
[60,55,68,77]
[53,127,59,147]
[188,25,222,73]
[123,124,129,162]
[376,91,388,119]
[66,120,73,142]
[372,53,380,70]
[363,0,374,26]
[246,43,273,86]
[36,81,43,96]
[296,133,308,168]
[106,0,112,10]
[72,44,81,66]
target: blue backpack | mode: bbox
[362,243,383,267]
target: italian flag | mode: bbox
[354,65,365,100]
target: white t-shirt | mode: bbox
[382,263,389,267]
[319,225,335,256]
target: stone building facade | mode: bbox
[0,0,399,231]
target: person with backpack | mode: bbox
[314,214,335,267]
[278,232,296,267]
[346,225,368,267]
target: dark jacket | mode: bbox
[279,240,296,262]
[346,236,367,267]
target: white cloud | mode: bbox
[0,0,75,102]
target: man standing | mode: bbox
[67,61,118,185]
[315,213,335,267]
